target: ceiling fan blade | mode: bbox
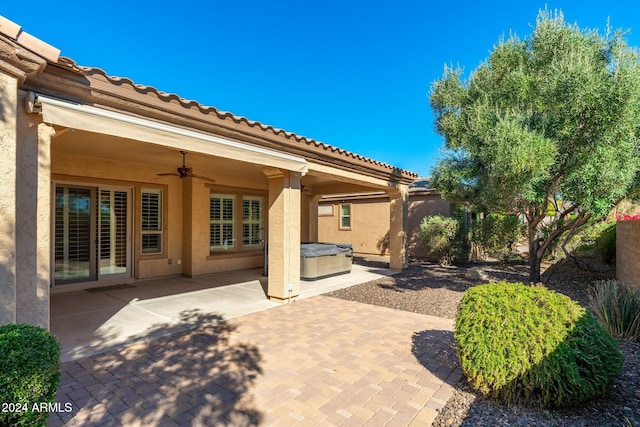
[157,172,179,177]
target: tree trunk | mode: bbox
[529,251,542,283]
[528,224,542,283]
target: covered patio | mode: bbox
[52,258,397,362]
[1,17,417,332]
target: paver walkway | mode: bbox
[48,296,461,426]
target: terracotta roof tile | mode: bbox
[56,57,418,179]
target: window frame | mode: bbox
[140,188,164,255]
[242,195,264,249]
[339,203,352,230]
[210,193,237,251]
[208,186,266,255]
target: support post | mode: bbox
[264,167,301,302]
[388,185,409,271]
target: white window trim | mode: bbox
[339,203,352,230]
[141,188,163,255]
[210,194,236,251]
[242,196,264,249]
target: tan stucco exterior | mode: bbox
[0,16,417,328]
[318,190,452,259]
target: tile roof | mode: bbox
[56,57,418,179]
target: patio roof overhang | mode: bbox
[26,91,308,174]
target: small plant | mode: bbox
[0,324,61,426]
[589,280,640,341]
[419,215,459,264]
[455,282,623,408]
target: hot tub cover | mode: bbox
[300,243,352,258]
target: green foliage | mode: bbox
[0,324,61,426]
[430,9,640,281]
[471,213,525,260]
[594,223,616,263]
[590,280,640,341]
[543,219,616,263]
[455,282,623,408]
[419,215,459,264]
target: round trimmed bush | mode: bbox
[455,282,623,408]
[0,324,61,426]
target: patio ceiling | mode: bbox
[51,128,387,195]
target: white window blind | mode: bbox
[242,196,263,248]
[210,194,236,250]
[100,190,128,269]
[141,188,163,254]
[54,186,93,281]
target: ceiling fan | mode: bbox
[157,151,216,182]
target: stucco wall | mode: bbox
[318,197,390,254]
[0,71,18,325]
[617,220,640,286]
[52,150,267,282]
[407,196,453,258]
[318,193,451,257]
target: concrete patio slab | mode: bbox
[51,262,398,362]
[48,296,461,426]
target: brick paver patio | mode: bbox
[48,296,461,426]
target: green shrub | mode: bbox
[419,215,459,264]
[589,280,640,341]
[594,223,616,263]
[0,324,61,426]
[471,213,524,260]
[455,282,623,408]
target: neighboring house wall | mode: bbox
[318,196,390,254]
[616,220,640,286]
[318,192,451,257]
[407,195,453,258]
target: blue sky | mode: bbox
[2,1,639,177]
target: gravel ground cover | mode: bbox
[326,256,640,426]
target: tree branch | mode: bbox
[557,203,578,219]
[537,211,591,258]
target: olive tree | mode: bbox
[430,10,640,282]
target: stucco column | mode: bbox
[0,71,19,326]
[182,178,210,277]
[182,178,195,277]
[15,93,54,328]
[307,195,322,243]
[388,185,409,271]
[264,167,301,302]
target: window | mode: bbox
[210,194,236,250]
[242,196,263,248]
[318,205,333,216]
[141,188,163,254]
[340,203,351,229]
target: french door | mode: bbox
[54,184,132,285]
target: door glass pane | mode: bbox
[55,186,92,282]
[100,190,128,276]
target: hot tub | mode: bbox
[300,242,353,280]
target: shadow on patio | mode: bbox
[51,262,398,362]
[51,268,277,362]
[50,309,263,426]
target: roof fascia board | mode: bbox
[30,92,308,173]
